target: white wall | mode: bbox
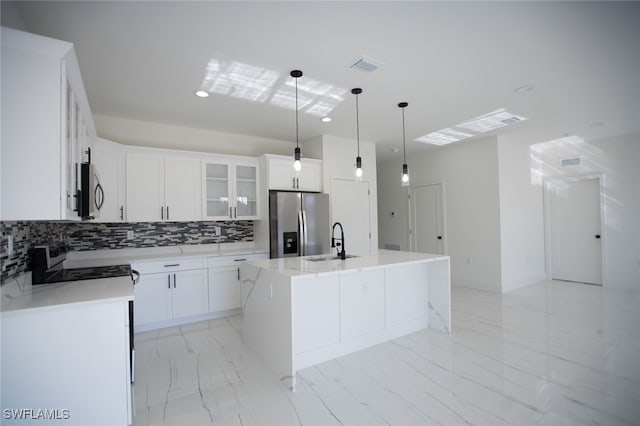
[533,132,640,289]
[94,114,313,158]
[321,135,379,251]
[377,136,502,292]
[497,135,546,292]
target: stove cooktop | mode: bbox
[43,264,132,284]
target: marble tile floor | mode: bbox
[132,280,640,426]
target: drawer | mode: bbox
[207,253,267,269]
[131,257,205,274]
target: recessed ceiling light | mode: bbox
[195,90,209,98]
[514,84,534,93]
[321,116,332,123]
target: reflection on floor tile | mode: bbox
[132,280,640,425]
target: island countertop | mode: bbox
[246,249,448,277]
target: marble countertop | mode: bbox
[1,274,133,315]
[64,242,268,268]
[247,249,449,278]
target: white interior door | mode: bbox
[547,177,602,285]
[409,183,444,254]
[331,179,371,255]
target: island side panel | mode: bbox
[240,263,295,387]
[1,301,130,426]
[428,257,452,333]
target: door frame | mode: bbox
[542,173,607,285]
[407,181,447,255]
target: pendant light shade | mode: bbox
[398,102,410,186]
[352,88,363,179]
[291,70,303,172]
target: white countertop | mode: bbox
[246,249,449,278]
[1,274,133,315]
[2,242,266,315]
[63,242,268,268]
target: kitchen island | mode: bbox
[240,249,450,390]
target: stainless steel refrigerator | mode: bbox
[269,190,330,258]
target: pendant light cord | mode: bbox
[295,77,299,149]
[401,106,406,164]
[355,92,360,156]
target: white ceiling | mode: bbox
[5,1,640,161]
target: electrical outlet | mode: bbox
[4,235,14,256]
[214,226,221,236]
[127,230,134,239]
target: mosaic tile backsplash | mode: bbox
[0,221,253,282]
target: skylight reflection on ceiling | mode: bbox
[198,59,346,117]
[415,108,527,146]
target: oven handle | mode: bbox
[131,269,140,285]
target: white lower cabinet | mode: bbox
[339,269,386,340]
[293,275,340,354]
[208,253,268,313]
[133,258,207,329]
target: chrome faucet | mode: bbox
[331,222,346,260]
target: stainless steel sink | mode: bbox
[304,255,359,262]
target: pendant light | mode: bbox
[399,102,410,186]
[352,88,363,179]
[291,70,303,172]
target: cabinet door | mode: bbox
[298,161,322,192]
[171,269,208,319]
[234,162,259,219]
[164,155,201,221]
[268,157,296,190]
[293,275,340,354]
[92,139,126,222]
[134,273,171,326]
[203,160,232,220]
[340,269,385,340]
[209,266,241,312]
[126,152,164,222]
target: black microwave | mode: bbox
[79,161,104,219]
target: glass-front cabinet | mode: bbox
[203,157,259,221]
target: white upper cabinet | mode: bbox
[262,154,322,192]
[202,156,260,221]
[126,149,201,222]
[91,138,126,222]
[1,28,96,220]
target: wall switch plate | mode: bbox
[214,226,221,236]
[127,230,134,239]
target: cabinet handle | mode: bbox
[233,258,247,262]
[292,177,295,188]
[167,275,171,289]
[173,273,176,288]
[237,267,240,281]
[161,206,164,220]
[234,206,237,219]
[229,207,232,219]
[296,178,300,189]
[164,263,180,268]
[120,206,124,220]
[166,206,170,221]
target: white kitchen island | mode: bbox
[240,249,450,390]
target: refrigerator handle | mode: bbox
[302,210,309,256]
[298,210,304,256]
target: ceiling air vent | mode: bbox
[561,157,580,167]
[350,57,382,73]
[501,116,522,125]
